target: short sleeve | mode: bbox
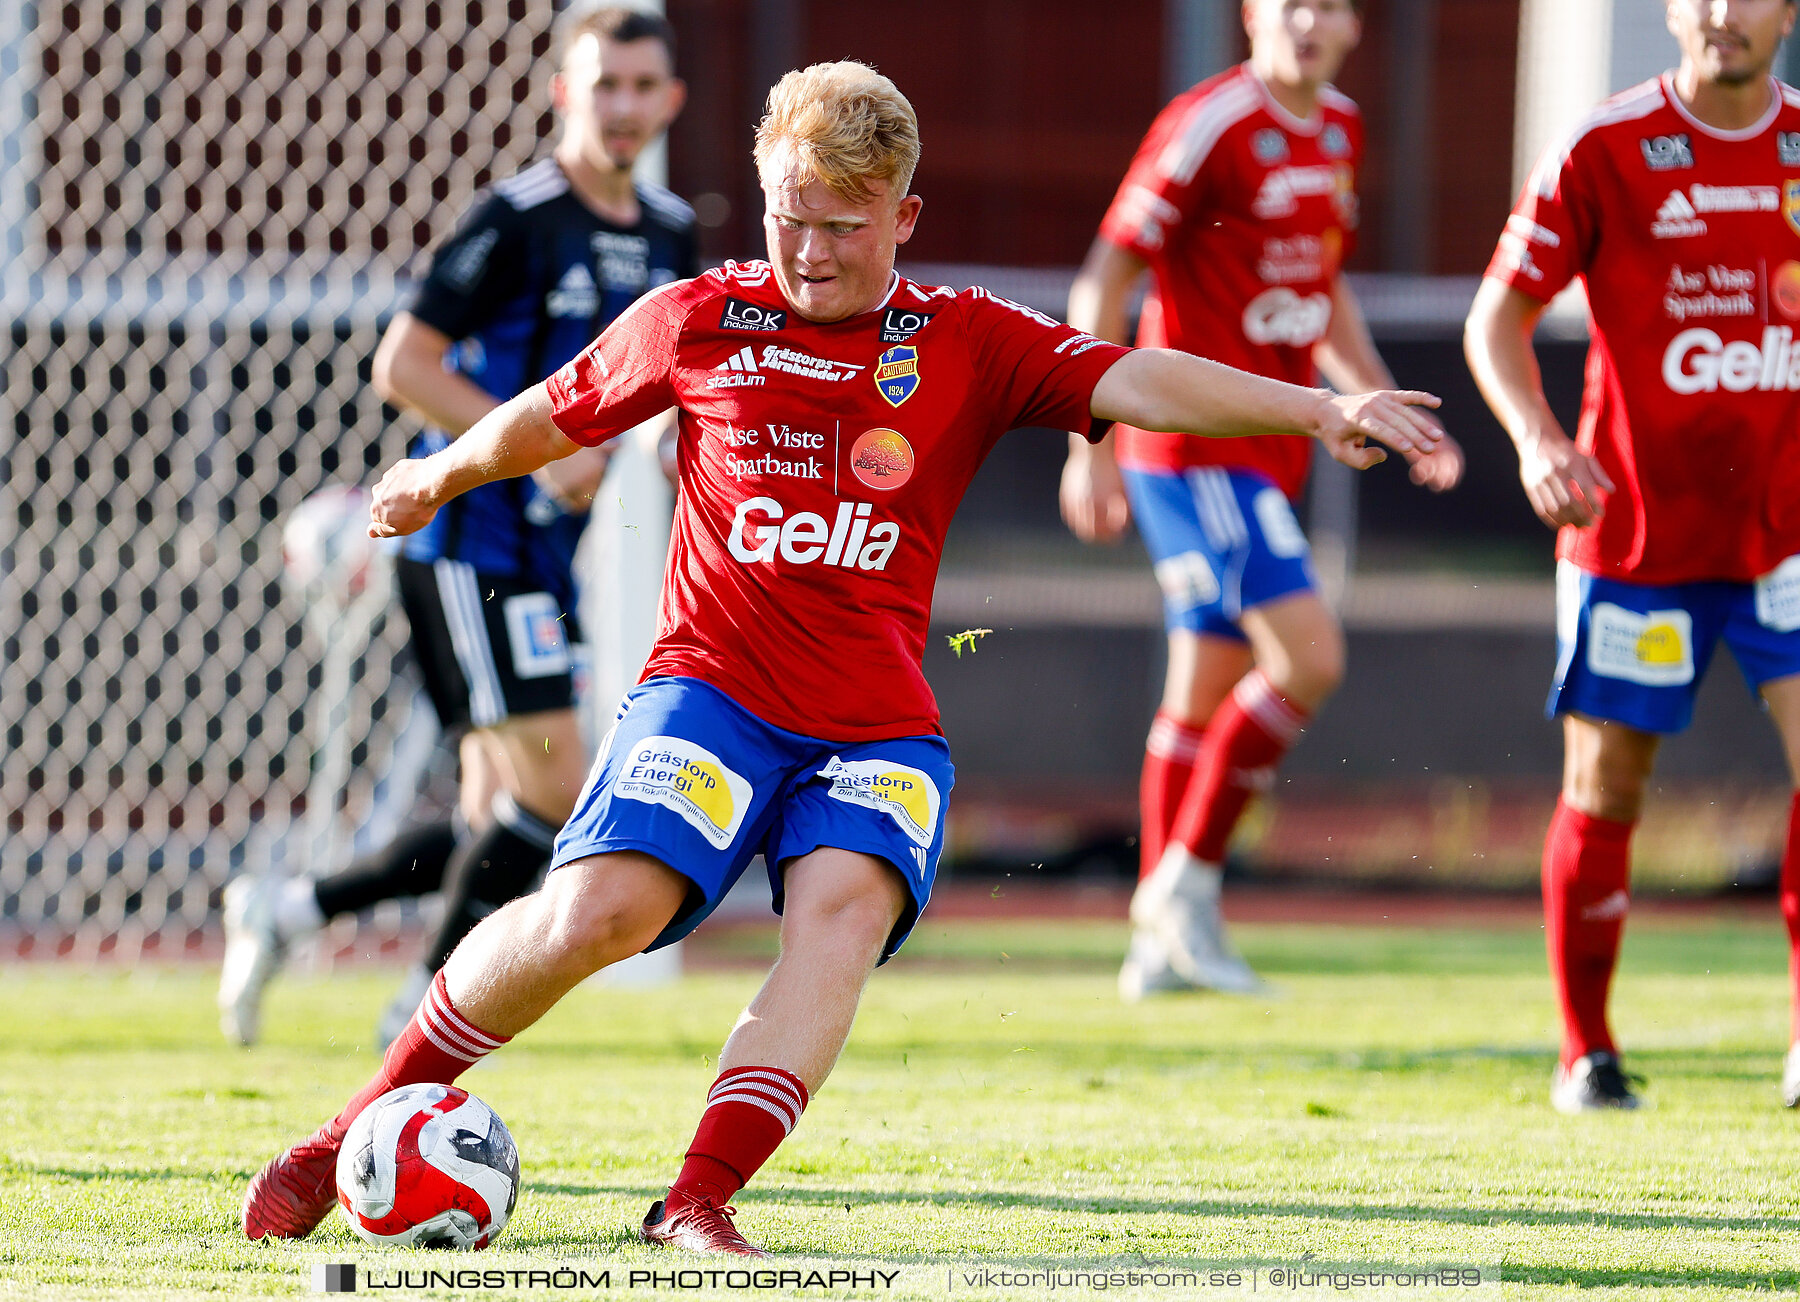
[1098,94,1217,261]
[546,281,690,447]
[961,288,1133,440]
[1485,135,1599,302]
[405,193,526,340]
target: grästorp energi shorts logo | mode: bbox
[1587,604,1695,686]
[613,736,753,849]
[818,756,940,849]
[874,345,920,406]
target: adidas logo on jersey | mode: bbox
[546,264,600,318]
[1652,189,1706,239]
[707,347,767,388]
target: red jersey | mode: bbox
[546,262,1130,742]
[1489,73,1800,585]
[1099,63,1363,498]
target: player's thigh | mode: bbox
[1726,571,1800,782]
[479,708,589,821]
[1547,560,1724,739]
[776,846,911,951]
[765,734,955,964]
[551,676,801,953]
[1163,629,1255,725]
[1121,466,1252,649]
[1238,587,1345,708]
[459,731,501,829]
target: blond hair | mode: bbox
[753,62,920,205]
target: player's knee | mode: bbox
[536,859,677,972]
[1266,640,1343,709]
[782,863,906,957]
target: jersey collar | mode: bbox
[1246,63,1324,136]
[1661,70,1783,141]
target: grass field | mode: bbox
[4,913,1799,1300]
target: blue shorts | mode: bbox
[1549,559,1800,734]
[551,676,954,960]
[1122,466,1317,639]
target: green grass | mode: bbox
[3,916,1799,1299]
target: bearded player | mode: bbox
[241,61,1441,1256]
[1467,0,1800,1112]
[1060,0,1464,1000]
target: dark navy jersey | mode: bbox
[397,157,699,607]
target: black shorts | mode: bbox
[395,557,584,732]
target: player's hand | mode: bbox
[1516,429,1613,529]
[1404,424,1464,493]
[1317,390,1443,470]
[368,459,443,538]
[1059,444,1131,543]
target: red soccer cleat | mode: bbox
[641,1195,771,1258]
[242,1123,342,1240]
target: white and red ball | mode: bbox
[335,1083,520,1250]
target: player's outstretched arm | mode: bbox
[1089,348,1441,470]
[369,384,578,538]
[1060,238,1144,544]
[1463,277,1613,529]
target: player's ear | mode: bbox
[892,194,923,245]
[550,70,569,116]
[663,77,688,127]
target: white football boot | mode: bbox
[219,874,323,1045]
[375,963,436,1052]
[1117,928,1194,1002]
[1550,1050,1642,1114]
[1128,846,1263,993]
[1783,1044,1800,1109]
[218,874,288,1046]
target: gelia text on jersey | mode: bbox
[727,497,901,571]
[1662,326,1800,394]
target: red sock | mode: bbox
[1780,792,1800,1044]
[669,1067,809,1208]
[327,969,510,1141]
[1139,712,1205,880]
[1542,798,1634,1068]
[1169,670,1307,863]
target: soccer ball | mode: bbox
[282,484,380,606]
[335,1083,520,1250]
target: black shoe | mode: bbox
[1551,1051,1642,1114]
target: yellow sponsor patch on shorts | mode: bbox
[817,756,940,849]
[613,736,753,849]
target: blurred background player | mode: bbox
[240,62,1442,1255]
[1060,0,1464,1000]
[1466,0,1800,1112]
[218,2,694,1047]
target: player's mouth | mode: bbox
[798,273,835,285]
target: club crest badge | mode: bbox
[1785,180,1800,239]
[874,345,920,406]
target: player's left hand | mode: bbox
[1318,389,1443,470]
[368,459,442,538]
[1403,424,1464,493]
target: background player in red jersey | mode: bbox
[1061,0,1464,1000]
[240,61,1441,1256]
[1467,0,1800,1112]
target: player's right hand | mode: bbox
[1318,389,1443,470]
[1516,429,1614,529]
[368,459,442,538]
[1059,444,1131,543]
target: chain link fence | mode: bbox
[1,1,560,956]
